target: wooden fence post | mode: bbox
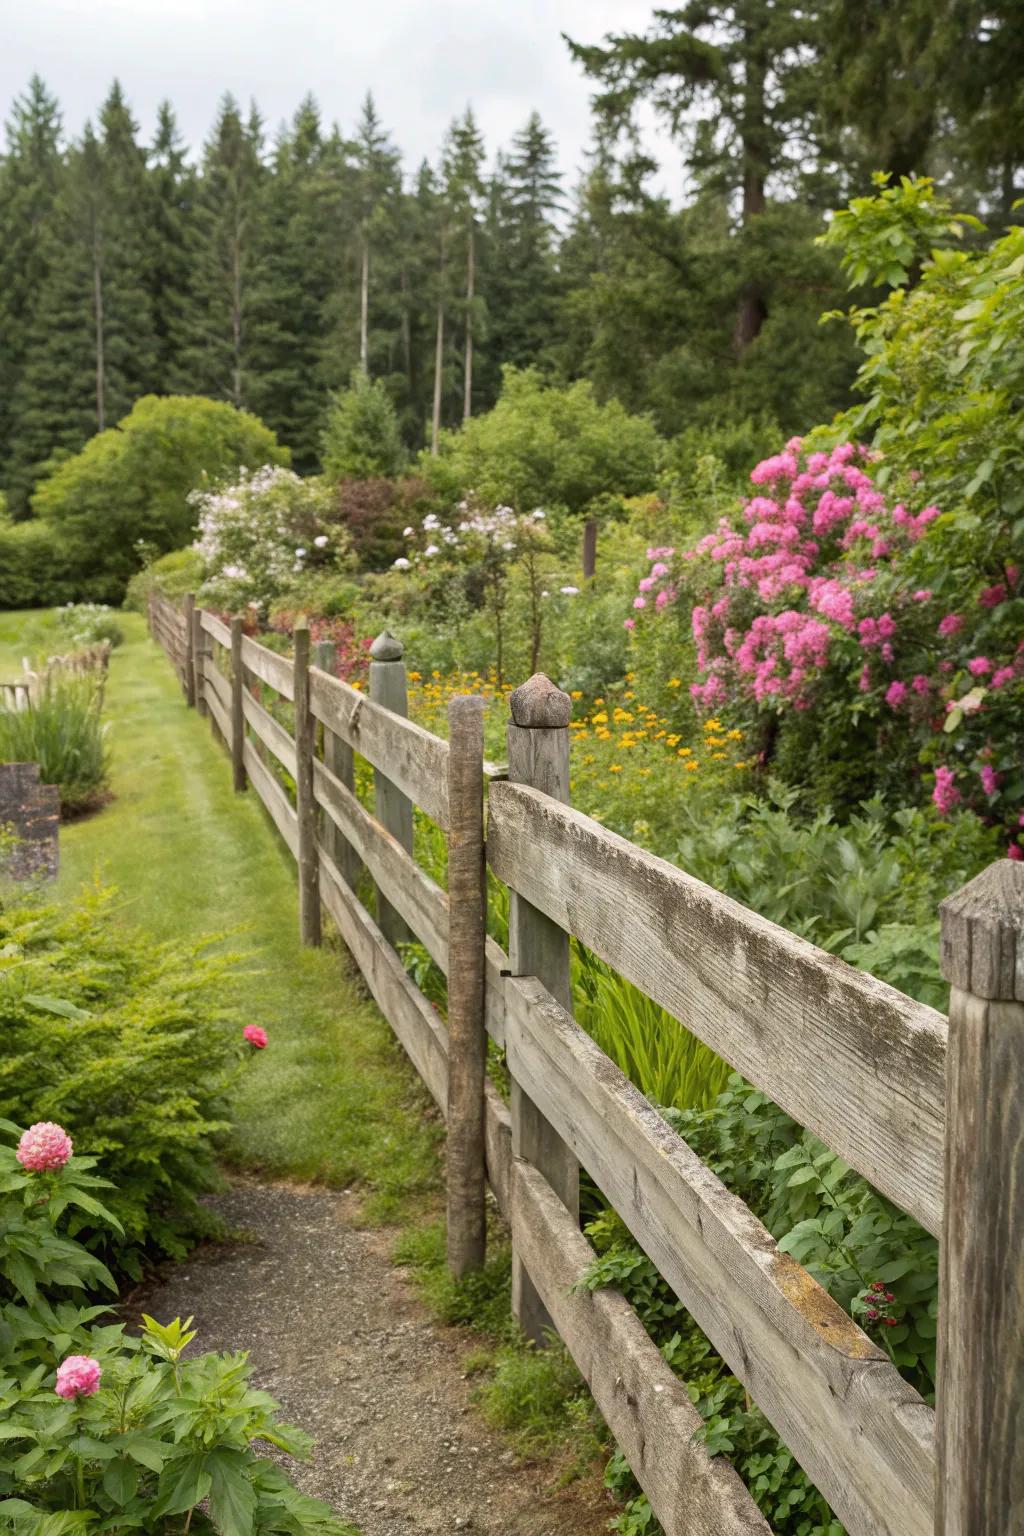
[293,623,322,947]
[191,602,209,719]
[937,858,1024,1533]
[230,617,246,793]
[506,672,580,1343]
[369,631,413,945]
[446,693,487,1277]
[183,593,197,708]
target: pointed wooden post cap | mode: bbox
[370,630,404,661]
[509,673,572,729]
[939,859,1024,1000]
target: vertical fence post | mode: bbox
[506,672,580,1343]
[937,859,1024,1533]
[293,623,322,947]
[191,602,209,718]
[183,593,197,708]
[230,617,246,793]
[369,631,413,945]
[446,693,487,1277]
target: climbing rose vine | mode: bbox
[629,439,1024,850]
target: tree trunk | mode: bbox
[400,265,412,386]
[733,32,768,356]
[582,517,598,581]
[360,232,369,373]
[463,225,474,421]
[431,234,446,456]
[92,233,105,432]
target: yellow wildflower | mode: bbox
[667,678,681,688]
[685,759,699,772]
[609,764,622,774]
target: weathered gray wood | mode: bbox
[293,625,321,947]
[318,849,450,1112]
[505,673,579,1343]
[183,593,197,707]
[446,694,488,1276]
[937,860,1024,1535]
[487,782,947,1237]
[502,973,935,1536]
[199,610,232,649]
[310,644,361,888]
[230,618,246,792]
[511,1158,771,1536]
[243,690,298,776]
[191,603,209,717]
[308,669,449,830]
[240,634,295,701]
[243,740,299,859]
[369,632,415,947]
[203,666,232,747]
[484,1082,512,1218]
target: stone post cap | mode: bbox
[370,631,404,662]
[509,673,572,728]
[939,859,1024,1001]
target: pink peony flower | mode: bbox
[1009,844,1023,862]
[912,674,931,695]
[55,1356,101,1399]
[968,656,992,677]
[979,765,1000,796]
[17,1122,73,1172]
[243,1025,268,1050]
[933,766,961,816]
[623,618,636,631]
[938,613,963,637]
[633,596,646,610]
[885,681,908,709]
[991,666,1016,689]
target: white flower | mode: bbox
[295,547,307,559]
[423,513,440,531]
[314,534,328,548]
[560,586,580,596]
[541,590,550,598]
[403,526,414,537]
[392,557,411,570]
[532,508,546,520]
[424,544,440,557]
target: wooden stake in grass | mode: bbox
[505,672,579,1343]
[446,692,487,1277]
[293,623,321,947]
[937,859,1024,1534]
[230,616,246,793]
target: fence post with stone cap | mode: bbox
[506,672,580,1343]
[936,858,1024,1534]
[293,623,322,947]
[230,617,246,792]
[369,630,413,946]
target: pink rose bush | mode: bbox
[627,438,1024,850]
[17,1122,73,1172]
[54,1355,102,1399]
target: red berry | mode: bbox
[885,1292,895,1302]
[884,1318,897,1328]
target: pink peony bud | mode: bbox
[55,1355,102,1399]
[17,1122,73,1172]
[243,1025,268,1050]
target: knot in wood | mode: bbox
[939,858,1024,1000]
[370,630,404,662]
[509,673,572,729]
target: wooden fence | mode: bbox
[0,641,111,711]
[147,591,1024,1536]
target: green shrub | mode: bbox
[321,371,407,481]
[0,523,116,610]
[54,603,124,652]
[124,547,206,612]
[31,396,288,598]
[0,676,109,817]
[0,884,248,1271]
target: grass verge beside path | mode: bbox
[55,612,442,1220]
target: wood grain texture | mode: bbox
[484,1082,512,1217]
[199,610,232,649]
[243,740,299,859]
[502,973,935,1536]
[309,668,450,830]
[511,1158,771,1536]
[488,782,946,1237]
[191,605,209,717]
[230,618,246,793]
[446,695,488,1275]
[240,634,295,701]
[202,656,231,712]
[318,850,450,1112]
[940,858,1024,1001]
[293,627,322,947]
[182,593,196,707]
[202,664,232,747]
[243,691,297,776]
[369,647,415,948]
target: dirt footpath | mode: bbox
[141,1180,612,1536]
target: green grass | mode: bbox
[39,610,442,1221]
[0,607,66,674]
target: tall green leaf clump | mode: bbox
[0,675,109,816]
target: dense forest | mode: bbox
[0,0,1021,516]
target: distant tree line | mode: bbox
[0,0,1019,512]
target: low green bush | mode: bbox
[0,524,117,610]
[0,884,249,1272]
[0,676,109,817]
[124,547,206,612]
[54,604,124,652]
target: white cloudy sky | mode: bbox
[1,0,678,190]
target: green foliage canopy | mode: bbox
[320,370,407,481]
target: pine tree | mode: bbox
[177,95,266,408]
[442,108,486,419]
[486,113,563,383]
[0,76,63,511]
[352,94,402,377]
[147,102,196,388]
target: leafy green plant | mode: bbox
[53,606,124,652]
[0,677,109,817]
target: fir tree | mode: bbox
[486,112,563,384]
[147,102,196,388]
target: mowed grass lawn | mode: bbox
[2,609,441,1217]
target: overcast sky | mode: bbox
[1,0,676,190]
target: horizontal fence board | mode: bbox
[484,1083,511,1217]
[202,657,231,714]
[318,850,450,1112]
[511,1158,771,1536]
[204,672,232,746]
[241,635,295,701]
[488,783,946,1238]
[152,612,185,657]
[502,974,934,1536]
[200,610,232,649]
[242,740,299,859]
[243,691,297,776]
[313,757,448,968]
[309,669,450,829]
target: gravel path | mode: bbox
[142,1179,612,1536]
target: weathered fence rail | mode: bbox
[0,640,111,711]
[146,590,1024,1536]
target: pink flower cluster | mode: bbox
[55,1355,102,1399]
[625,548,676,630]
[17,1122,73,1172]
[243,1025,268,1049]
